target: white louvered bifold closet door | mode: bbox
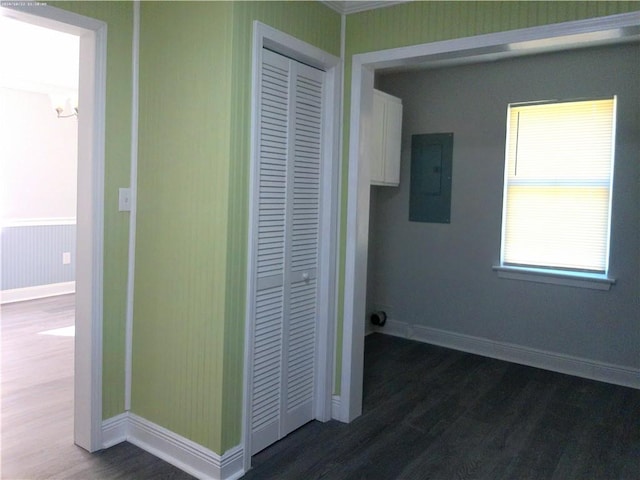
[250,48,324,455]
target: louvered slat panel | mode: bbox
[285,65,323,418]
[252,285,283,431]
[290,70,322,274]
[286,279,317,411]
[257,56,288,282]
[252,50,290,450]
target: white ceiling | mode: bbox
[0,15,79,97]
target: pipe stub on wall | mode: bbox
[370,311,387,327]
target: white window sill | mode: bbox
[492,265,615,291]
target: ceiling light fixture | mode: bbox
[55,106,78,118]
[49,91,78,118]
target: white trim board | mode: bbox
[124,0,140,414]
[1,218,77,227]
[322,1,409,15]
[101,413,128,449]
[374,321,640,390]
[101,413,244,480]
[0,4,107,452]
[1,281,76,304]
[331,395,342,420]
[341,11,640,424]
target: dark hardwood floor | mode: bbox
[245,333,640,480]
[2,295,638,479]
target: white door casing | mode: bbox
[244,22,341,471]
[0,5,107,451]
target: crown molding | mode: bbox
[322,1,409,15]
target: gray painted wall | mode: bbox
[369,43,639,369]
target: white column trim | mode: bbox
[124,0,140,413]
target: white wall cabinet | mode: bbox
[371,89,402,186]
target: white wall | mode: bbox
[369,43,639,371]
[0,87,77,222]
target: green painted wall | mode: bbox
[345,1,640,54]
[133,1,339,454]
[52,1,133,420]
[132,1,233,451]
[335,1,640,392]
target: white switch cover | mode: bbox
[63,252,71,265]
[119,188,131,212]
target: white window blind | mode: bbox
[501,98,616,273]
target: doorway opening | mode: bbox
[0,4,107,453]
[341,11,640,424]
[0,16,79,471]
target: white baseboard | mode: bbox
[372,318,409,338]
[1,281,76,304]
[102,413,244,480]
[102,413,128,448]
[376,319,640,390]
[331,395,342,420]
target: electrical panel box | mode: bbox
[409,133,453,223]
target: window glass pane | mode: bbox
[504,186,610,271]
[507,100,614,181]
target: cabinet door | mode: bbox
[370,89,402,186]
[383,97,402,186]
[370,91,385,184]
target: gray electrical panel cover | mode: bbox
[410,133,453,223]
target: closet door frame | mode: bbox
[243,22,341,471]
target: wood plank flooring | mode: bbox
[245,333,640,480]
[2,296,638,479]
[1,295,193,479]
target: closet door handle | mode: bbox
[302,272,310,282]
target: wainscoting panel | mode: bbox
[1,221,76,291]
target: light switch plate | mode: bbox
[119,188,131,212]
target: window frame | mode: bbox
[494,97,617,290]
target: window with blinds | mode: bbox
[500,97,616,273]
